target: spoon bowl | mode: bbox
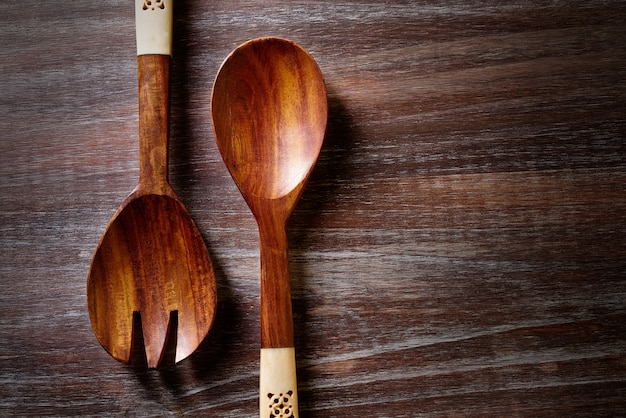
[211,37,327,208]
[212,37,327,417]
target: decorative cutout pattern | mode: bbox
[142,0,165,11]
[267,391,294,418]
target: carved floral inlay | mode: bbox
[267,391,294,418]
[142,0,165,11]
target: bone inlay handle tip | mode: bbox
[135,0,173,56]
[260,347,299,418]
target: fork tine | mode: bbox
[140,307,170,368]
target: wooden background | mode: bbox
[1,1,625,416]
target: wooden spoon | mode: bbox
[211,37,327,417]
[87,0,216,369]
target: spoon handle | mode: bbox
[135,0,173,194]
[260,347,298,418]
[258,219,299,417]
[260,220,294,348]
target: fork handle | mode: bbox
[135,0,173,194]
[135,0,173,56]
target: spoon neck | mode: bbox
[137,54,171,192]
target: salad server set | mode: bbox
[86,1,327,416]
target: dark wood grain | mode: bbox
[1,1,625,416]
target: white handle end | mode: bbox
[260,347,298,418]
[135,0,173,56]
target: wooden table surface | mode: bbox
[1,1,625,416]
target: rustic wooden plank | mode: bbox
[1,0,625,416]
